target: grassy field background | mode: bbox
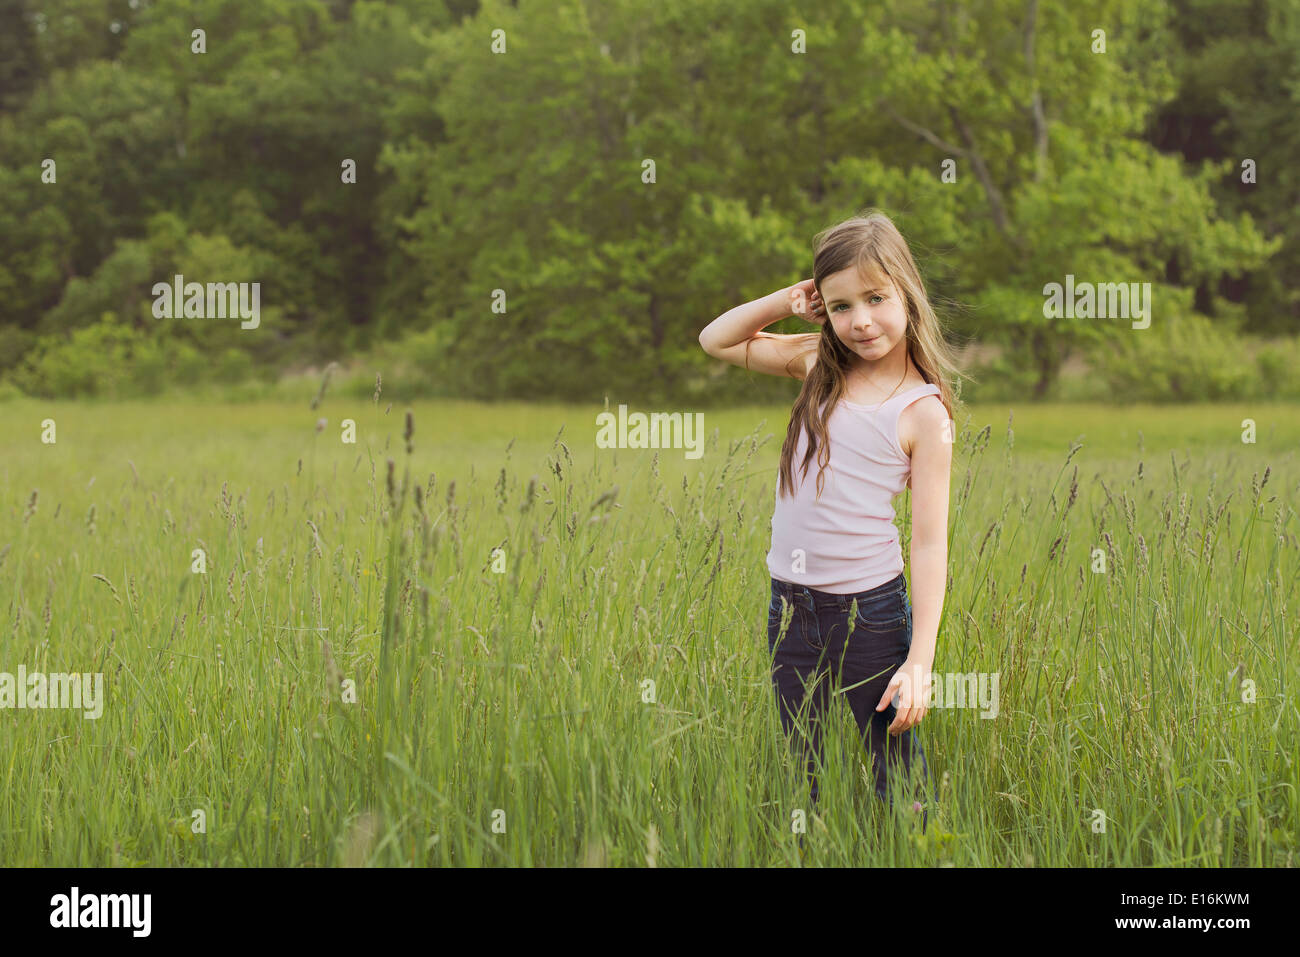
[1,396,1296,866]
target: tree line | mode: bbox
[0,0,1294,403]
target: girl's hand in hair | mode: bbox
[789,278,825,324]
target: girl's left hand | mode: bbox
[877,659,931,735]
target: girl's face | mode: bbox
[818,267,909,364]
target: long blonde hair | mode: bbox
[778,210,962,500]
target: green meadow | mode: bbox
[1,397,1296,866]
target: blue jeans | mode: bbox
[767,573,929,831]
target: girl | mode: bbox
[698,210,958,833]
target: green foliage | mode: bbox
[1253,338,1300,401]
[1091,313,1254,402]
[1153,0,1300,333]
[0,0,1296,400]
[958,351,1044,404]
[347,324,457,400]
[10,313,209,398]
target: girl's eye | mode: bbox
[831,297,881,311]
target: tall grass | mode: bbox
[0,398,1295,866]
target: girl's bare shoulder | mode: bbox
[897,389,949,456]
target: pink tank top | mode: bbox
[766,383,942,594]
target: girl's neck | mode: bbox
[847,343,916,395]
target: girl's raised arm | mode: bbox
[698,281,821,380]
